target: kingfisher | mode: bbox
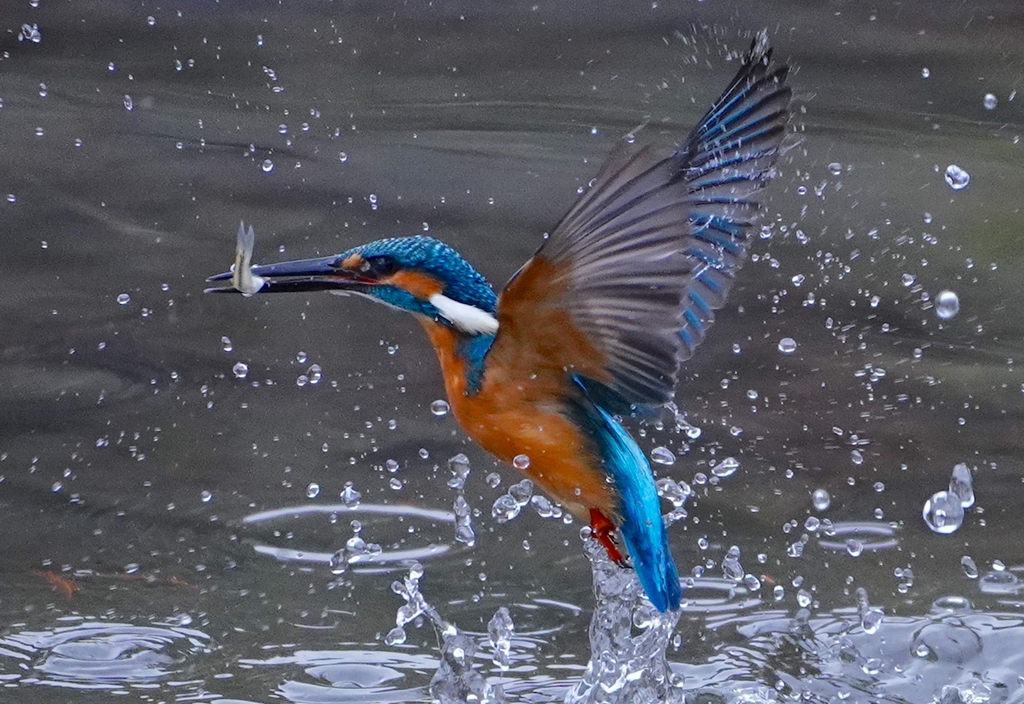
[208,34,790,612]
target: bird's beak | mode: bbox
[205,256,366,294]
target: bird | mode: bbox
[208,34,791,613]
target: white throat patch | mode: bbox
[429,293,499,335]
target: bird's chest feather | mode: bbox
[422,322,617,520]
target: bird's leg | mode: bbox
[589,508,630,568]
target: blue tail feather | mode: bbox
[570,378,682,612]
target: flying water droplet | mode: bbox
[117,293,131,305]
[935,290,960,320]
[232,362,249,379]
[944,164,970,190]
[722,545,744,581]
[923,490,964,534]
[949,463,974,507]
[961,555,979,579]
[306,483,320,499]
[430,399,450,416]
[447,453,471,489]
[487,607,514,670]
[512,454,530,470]
[491,494,521,523]
[983,93,998,110]
[340,481,361,507]
[262,158,274,173]
[650,446,675,465]
[220,336,233,352]
[778,337,797,354]
[508,479,533,505]
[711,457,740,478]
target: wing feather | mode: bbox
[489,32,791,410]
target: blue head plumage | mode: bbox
[340,236,497,316]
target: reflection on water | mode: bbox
[3,0,1024,702]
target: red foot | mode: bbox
[589,509,629,567]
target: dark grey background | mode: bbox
[1,1,1023,702]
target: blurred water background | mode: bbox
[2,1,1024,702]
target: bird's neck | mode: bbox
[420,321,495,398]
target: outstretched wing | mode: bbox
[487,32,791,410]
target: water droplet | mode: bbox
[508,479,533,505]
[262,158,274,172]
[901,273,916,287]
[923,490,965,534]
[306,482,320,499]
[341,481,361,507]
[512,454,530,470]
[921,67,930,78]
[232,362,249,379]
[711,457,740,477]
[220,336,233,352]
[935,290,960,319]
[18,23,41,43]
[308,364,322,384]
[984,93,998,110]
[861,608,883,634]
[828,162,842,175]
[949,463,974,507]
[530,495,559,518]
[650,446,675,465]
[147,15,156,26]
[123,94,133,111]
[485,472,501,488]
[778,337,797,354]
[846,539,863,557]
[338,152,348,162]
[488,607,515,670]
[116,293,131,305]
[200,490,212,503]
[812,488,831,511]
[961,555,979,579]
[492,494,521,523]
[430,399,450,416]
[944,164,970,190]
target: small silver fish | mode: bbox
[231,221,265,297]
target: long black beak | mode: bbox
[204,256,365,294]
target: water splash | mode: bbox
[385,564,506,703]
[563,535,684,704]
[448,454,475,546]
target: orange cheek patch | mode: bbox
[388,270,444,299]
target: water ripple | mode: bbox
[0,620,211,691]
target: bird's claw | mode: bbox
[589,508,631,569]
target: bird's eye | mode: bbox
[363,256,398,278]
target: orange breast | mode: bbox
[422,322,617,521]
